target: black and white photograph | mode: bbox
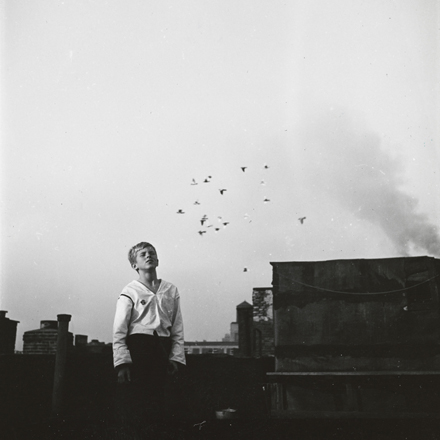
[1,0,439,438]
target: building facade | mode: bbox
[184,341,238,355]
[252,288,274,357]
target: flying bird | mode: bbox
[223,222,229,227]
[176,209,185,214]
[200,215,208,226]
[260,180,266,185]
[203,178,210,183]
[198,231,206,236]
[263,198,270,203]
[243,267,248,272]
[191,179,198,186]
[241,167,247,172]
[194,200,201,205]
[298,217,306,224]
[219,189,227,195]
[215,228,220,232]
[264,164,269,169]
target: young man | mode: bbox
[113,242,185,424]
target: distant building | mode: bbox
[191,290,274,358]
[75,334,88,347]
[234,288,274,358]
[86,340,112,354]
[74,334,112,354]
[230,322,238,342]
[184,340,238,355]
[222,322,239,342]
[23,320,73,355]
[0,311,19,355]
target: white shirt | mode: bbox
[113,279,186,368]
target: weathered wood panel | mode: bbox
[271,257,440,372]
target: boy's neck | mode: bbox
[138,270,159,286]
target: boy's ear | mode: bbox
[132,263,138,270]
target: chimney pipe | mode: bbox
[51,314,71,417]
[237,302,253,357]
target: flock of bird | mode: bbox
[176,165,307,240]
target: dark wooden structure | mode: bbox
[268,256,440,418]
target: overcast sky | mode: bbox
[1,0,439,350]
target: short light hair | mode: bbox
[128,242,157,268]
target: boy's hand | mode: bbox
[117,365,131,384]
[168,360,179,376]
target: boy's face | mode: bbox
[132,246,159,271]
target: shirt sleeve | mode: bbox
[169,291,186,365]
[113,295,133,368]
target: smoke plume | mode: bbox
[299,109,440,257]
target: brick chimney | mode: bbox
[0,311,19,354]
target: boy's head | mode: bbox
[128,242,158,272]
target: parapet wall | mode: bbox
[0,353,274,424]
[271,256,440,372]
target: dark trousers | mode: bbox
[115,334,172,425]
